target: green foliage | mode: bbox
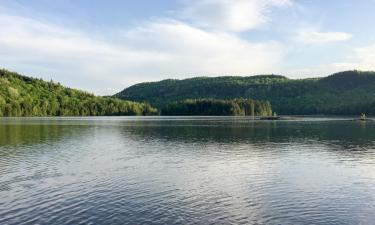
[116,70,375,115]
[0,69,157,117]
[161,99,272,116]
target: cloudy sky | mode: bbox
[1,0,375,94]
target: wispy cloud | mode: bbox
[355,44,375,69]
[0,13,170,94]
[0,12,284,94]
[295,28,352,44]
[286,43,375,77]
[123,19,284,75]
[181,0,292,32]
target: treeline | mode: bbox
[116,70,375,115]
[161,99,272,116]
[0,69,157,116]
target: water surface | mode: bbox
[0,117,375,224]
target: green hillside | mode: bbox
[115,70,375,115]
[0,69,157,116]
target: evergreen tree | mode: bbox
[161,99,273,116]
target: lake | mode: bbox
[0,117,375,224]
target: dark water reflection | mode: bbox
[0,117,375,224]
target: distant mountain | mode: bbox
[115,70,375,115]
[0,69,157,116]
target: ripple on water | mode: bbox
[1,118,375,224]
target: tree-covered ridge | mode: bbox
[161,99,273,116]
[0,69,157,116]
[116,75,289,107]
[116,70,375,115]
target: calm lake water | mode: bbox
[0,117,375,225]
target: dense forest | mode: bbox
[0,69,157,116]
[161,99,273,116]
[116,70,375,115]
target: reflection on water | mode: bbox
[0,117,375,224]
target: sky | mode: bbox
[1,0,375,95]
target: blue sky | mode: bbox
[1,0,375,94]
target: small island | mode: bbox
[358,113,373,121]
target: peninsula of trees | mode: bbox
[116,70,375,115]
[0,69,157,116]
[161,99,272,116]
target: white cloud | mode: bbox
[355,44,375,69]
[0,13,172,94]
[285,44,375,77]
[123,20,284,75]
[295,29,352,44]
[181,0,292,32]
[0,13,284,94]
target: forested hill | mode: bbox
[0,69,157,116]
[115,70,375,115]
